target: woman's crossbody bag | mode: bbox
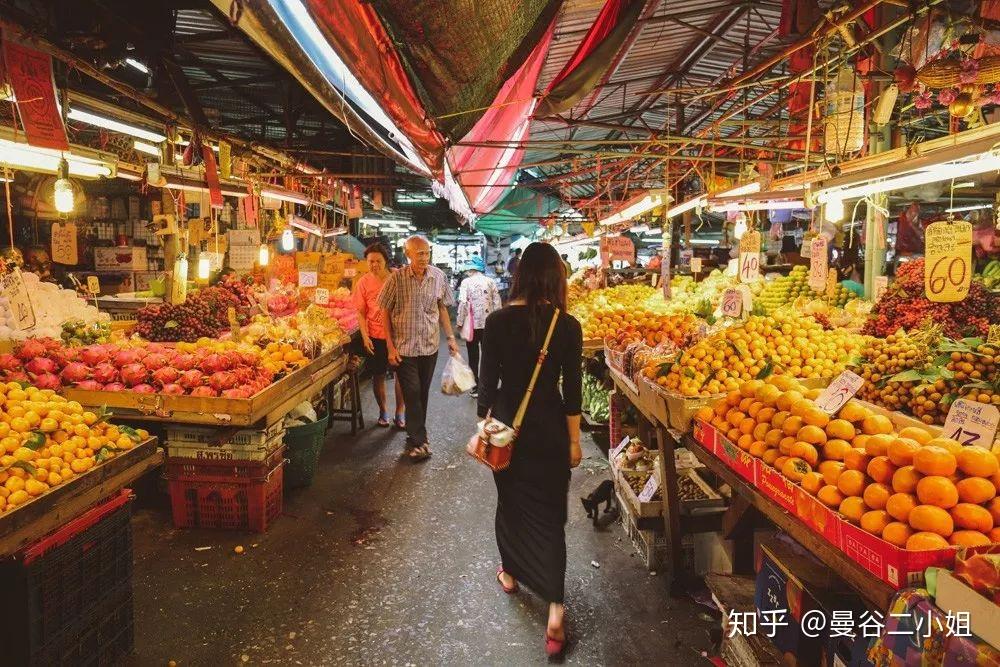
[466,308,560,472]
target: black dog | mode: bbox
[581,479,615,525]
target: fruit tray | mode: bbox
[61,346,348,426]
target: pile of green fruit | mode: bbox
[757,266,815,312]
[582,372,610,423]
[60,319,111,346]
[983,259,1000,289]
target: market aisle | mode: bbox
[127,349,714,666]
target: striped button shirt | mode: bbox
[377,264,455,357]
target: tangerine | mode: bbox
[908,505,954,537]
[988,498,1000,525]
[926,437,962,457]
[837,470,867,497]
[892,466,923,494]
[779,436,797,455]
[839,496,867,524]
[949,531,991,547]
[802,408,830,429]
[823,439,853,462]
[867,456,898,484]
[817,485,845,508]
[950,503,994,532]
[912,446,957,476]
[886,493,918,522]
[864,434,894,457]
[916,476,959,509]
[782,416,804,437]
[775,390,803,412]
[863,483,892,511]
[956,477,997,504]
[790,442,819,468]
[797,425,827,446]
[819,461,846,486]
[860,510,891,535]
[887,438,922,467]
[898,427,932,445]
[762,448,782,466]
[882,522,913,547]
[748,441,768,458]
[838,400,870,423]
[801,472,824,495]
[957,447,999,478]
[861,414,894,436]
[906,532,951,551]
[844,449,872,472]
[826,419,856,441]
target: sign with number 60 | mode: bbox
[924,220,972,303]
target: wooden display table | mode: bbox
[685,434,894,611]
[0,437,161,555]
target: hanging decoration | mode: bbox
[1,33,68,150]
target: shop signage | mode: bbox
[1,267,36,330]
[738,230,761,283]
[638,469,660,502]
[51,222,78,265]
[924,220,972,303]
[815,370,864,415]
[314,288,330,305]
[298,270,318,288]
[942,399,999,450]
[86,275,100,295]
[2,37,67,150]
[690,257,702,274]
[808,236,827,292]
[599,236,634,267]
[719,287,744,318]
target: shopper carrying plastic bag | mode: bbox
[442,354,476,395]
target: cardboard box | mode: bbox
[936,570,1000,652]
[134,271,166,292]
[94,246,148,271]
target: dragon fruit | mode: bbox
[79,345,110,366]
[200,353,231,374]
[59,362,91,384]
[190,385,217,397]
[92,363,118,384]
[142,353,169,371]
[151,367,180,386]
[221,387,251,399]
[160,383,185,395]
[113,349,142,367]
[208,371,237,392]
[74,380,104,391]
[103,382,125,392]
[33,372,62,390]
[178,369,204,389]
[49,347,78,369]
[17,339,47,361]
[25,357,58,376]
[172,354,197,371]
[120,363,148,387]
[131,383,155,393]
[0,353,20,372]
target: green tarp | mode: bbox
[474,187,563,238]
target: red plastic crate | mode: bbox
[166,457,284,532]
[163,445,285,482]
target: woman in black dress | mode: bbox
[476,242,583,657]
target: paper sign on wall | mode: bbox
[815,370,865,415]
[808,236,828,292]
[924,220,972,303]
[942,399,999,450]
[2,38,68,150]
[1,267,36,330]
[599,235,635,267]
[51,222,78,265]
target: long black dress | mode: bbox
[477,305,583,604]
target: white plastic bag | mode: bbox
[441,355,476,395]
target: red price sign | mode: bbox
[924,221,972,303]
[814,370,865,415]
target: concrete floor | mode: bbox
[126,348,715,666]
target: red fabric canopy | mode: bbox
[448,21,555,215]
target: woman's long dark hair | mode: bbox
[509,242,566,342]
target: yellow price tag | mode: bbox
[738,230,761,283]
[924,220,972,303]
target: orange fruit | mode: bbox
[779,436,797,455]
[844,449,872,472]
[790,442,819,468]
[757,407,777,424]
[762,448,781,466]
[957,447,1000,478]
[988,498,1000,525]
[738,397,756,413]
[775,390,803,412]
[956,477,997,505]
[695,407,714,423]
[926,437,962,457]
[764,429,784,448]
[755,384,781,406]
[908,505,954,537]
[860,510,891,535]
[782,416,804,437]
[797,425,827,446]
[862,414,894,436]
[989,527,1000,543]
[826,419,856,441]
[727,428,741,442]
[882,521,913,547]
[886,493,918,522]
[739,417,757,435]
[887,438,921,467]
[949,531,992,547]
[727,411,746,428]
[747,402,765,419]
[912,446,957,476]
[802,408,830,429]
[726,391,742,407]
[737,434,754,451]
[839,496,867,524]
[740,380,763,399]
[837,470,867,497]
[950,503,995,532]
[801,472,824,495]
[771,411,791,430]
[749,441,768,458]
[906,532,951,551]
[838,400,870,423]
[863,483,892,511]
[990,469,1000,493]
[774,456,789,471]
[819,461,846,486]
[782,457,812,482]
[864,434,894,457]
[789,398,813,418]
[867,456,898,484]
[818,485,845,508]
[892,466,922,493]
[753,423,771,442]
[852,434,870,453]
[916,476,959,509]
[823,439,853,462]
[898,427,932,445]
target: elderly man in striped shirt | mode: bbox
[379,235,459,461]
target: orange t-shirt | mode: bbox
[352,272,388,339]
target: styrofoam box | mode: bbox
[166,421,285,447]
[165,433,284,462]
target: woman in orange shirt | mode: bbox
[353,243,405,428]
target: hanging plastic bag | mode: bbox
[441,355,476,395]
[460,300,475,342]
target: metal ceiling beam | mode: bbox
[192,73,283,91]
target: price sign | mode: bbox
[314,287,330,305]
[298,270,318,287]
[0,267,36,330]
[599,235,635,267]
[690,257,702,274]
[942,398,999,449]
[719,287,744,318]
[808,236,828,292]
[343,268,357,278]
[51,222,78,265]
[872,275,889,303]
[609,436,629,469]
[826,267,838,298]
[650,272,658,288]
[86,275,100,295]
[924,220,972,303]
[814,370,865,415]
[738,229,761,283]
[638,472,660,502]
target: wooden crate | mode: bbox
[61,348,348,427]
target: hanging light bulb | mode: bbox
[281,228,295,251]
[824,196,844,223]
[258,243,270,266]
[53,158,74,214]
[197,255,210,280]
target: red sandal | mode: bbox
[496,566,518,594]
[545,631,566,657]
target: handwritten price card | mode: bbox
[298,270,318,288]
[872,275,889,303]
[738,229,761,283]
[1,267,36,330]
[719,287,744,318]
[314,287,330,305]
[690,257,702,274]
[924,220,972,303]
[943,399,999,449]
[815,370,865,415]
[808,236,827,292]
[638,471,661,502]
[51,222,78,265]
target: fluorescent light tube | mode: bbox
[133,140,160,157]
[715,182,761,197]
[125,58,150,74]
[261,187,310,206]
[67,108,166,143]
[667,195,705,218]
[945,203,993,213]
[0,138,113,179]
[689,239,719,246]
[709,200,805,213]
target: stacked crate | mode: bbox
[163,423,285,532]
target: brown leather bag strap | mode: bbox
[511,308,560,430]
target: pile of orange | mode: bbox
[589,309,698,349]
[696,377,1000,551]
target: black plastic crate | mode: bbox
[0,490,135,666]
